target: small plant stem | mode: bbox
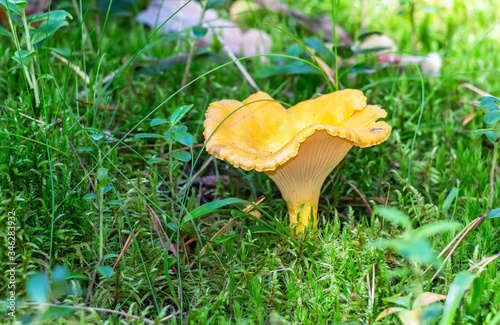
[409,1,417,52]
[426,139,498,280]
[71,0,95,52]
[181,40,198,87]
[20,11,40,107]
[488,141,498,210]
[168,137,175,217]
[6,9,35,93]
[99,185,104,264]
[181,0,207,87]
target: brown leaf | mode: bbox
[462,113,476,126]
[413,292,446,308]
[375,307,406,322]
[311,55,336,86]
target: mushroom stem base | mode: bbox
[287,200,317,235]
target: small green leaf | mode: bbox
[135,133,164,138]
[336,45,354,58]
[182,198,247,226]
[171,151,191,162]
[0,26,11,37]
[354,47,392,55]
[91,134,104,141]
[165,256,177,268]
[304,37,335,63]
[96,265,114,278]
[48,47,70,57]
[172,125,187,133]
[376,207,412,230]
[148,157,168,164]
[83,193,97,200]
[382,294,410,308]
[487,208,500,218]
[474,128,495,135]
[107,200,120,205]
[166,126,184,140]
[67,272,89,280]
[97,168,110,188]
[103,253,120,260]
[358,30,383,42]
[440,271,480,325]
[150,118,168,127]
[52,266,68,283]
[9,0,27,8]
[206,0,226,9]
[32,20,69,43]
[283,61,320,75]
[171,131,194,146]
[442,187,458,214]
[38,74,54,81]
[170,104,194,125]
[412,221,459,238]
[77,146,94,152]
[0,0,22,15]
[248,225,279,235]
[12,50,35,66]
[163,249,180,309]
[255,65,287,78]
[485,131,497,142]
[465,277,484,315]
[212,234,238,243]
[478,96,500,111]
[27,273,49,303]
[394,237,436,264]
[192,26,208,39]
[484,111,500,124]
[286,43,304,57]
[26,10,72,23]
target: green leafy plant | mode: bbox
[376,291,446,324]
[370,207,458,266]
[0,0,72,107]
[425,95,500,280]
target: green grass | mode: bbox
[1,0,500,324]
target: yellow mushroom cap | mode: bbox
[203,89,391,172]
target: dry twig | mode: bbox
[341,177,373,215]
[147,203,178,257]
[423,140,498,281]
[113,229,140,270]
[28,303,155,324]
[68,139,95,191]
[76,98,120,111]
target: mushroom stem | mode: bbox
[266,131,353,236]
[286,200,318,234]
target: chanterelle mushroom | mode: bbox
[203,89,391,235]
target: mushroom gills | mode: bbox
[265,131,353,234]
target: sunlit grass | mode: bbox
[0,0,499,324]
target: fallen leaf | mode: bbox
[413,292,446,308]
[375,307,406,322]
[462,113,476,126]
[312,55,336,85]
[358,34,397,54]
